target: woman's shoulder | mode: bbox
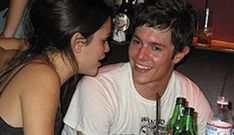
[12,61,61,95]
[25,61,60,84]
[0,60,60,119]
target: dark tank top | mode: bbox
[0,117,23,135]
[0,64,63,135]
[0,109,63,135]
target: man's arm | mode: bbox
[2,0,28,37]
[0,38,27,50]
[0,48,18,69]
[0,38,27,69]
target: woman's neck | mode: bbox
[48,53,77,85]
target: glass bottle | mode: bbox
[166,97,186,135]
[174,107,196,135]
[206,96,233,135]
[112,0,134,42]
[197,8,213,46]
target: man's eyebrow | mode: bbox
[132,35,140,40]
[133,34,166,48]
[150,42,166,48]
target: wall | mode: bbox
[188,0,234,43]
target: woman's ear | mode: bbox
[173,46,190,64]
[71,32,87,54]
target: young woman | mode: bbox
[0,0,113,134]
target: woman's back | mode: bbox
[0,59,61,134]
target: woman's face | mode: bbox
[76,17,112,76]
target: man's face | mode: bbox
[129,25,185,87]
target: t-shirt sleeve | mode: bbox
[177,72,213,135]
[63,76,113,135]
[193,87,213,135]
[184,81,213,135]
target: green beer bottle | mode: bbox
[166,97,186,135]
[174,107,196,135]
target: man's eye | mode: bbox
[152,46,162,51]
[132,39,141,45]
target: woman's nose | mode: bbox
[104,42,110,53]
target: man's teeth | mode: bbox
[136,63,152,70]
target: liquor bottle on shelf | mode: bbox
[174,107,196,135]
[197,8,213,46]
[112,0,134,43]
[205,96,233,135]
[197,0,213,47]
[166,97,186,135]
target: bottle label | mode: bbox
[113,13,130,32]
[206,121,232,135]
[112,13,130,42]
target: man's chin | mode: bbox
[133,75,149,85]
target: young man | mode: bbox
[62,0,212,134]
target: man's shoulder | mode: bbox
[174,71,193,82]
[97,62,129,75]
[81,62,130,83]
[172,71,204,99]
[173,70,199,89]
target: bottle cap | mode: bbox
[217,96,229,105]
[176,97,186,103]
[185,107,195,115]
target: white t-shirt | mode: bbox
[62,62,212,135]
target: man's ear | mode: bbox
[71,32,86,54]
[172,46,190,64]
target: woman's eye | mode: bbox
[103,39,107,43]
[103,36,112,44]
[106,36,111,42]
[102,38,109,44]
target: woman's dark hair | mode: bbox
[130,0,197,54]
[0,0,113,96]
[24,0,113,69]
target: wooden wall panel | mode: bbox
[188,0,234,42]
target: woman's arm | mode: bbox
[20,64,61,135]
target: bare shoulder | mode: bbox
[0,61,61,126]
[24,62,60,82]
[14,62,61,96]
[14,62,61,130]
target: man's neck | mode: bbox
[133,71,173,100]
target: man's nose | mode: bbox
[137,46,150,60]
